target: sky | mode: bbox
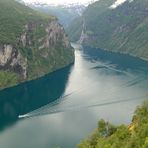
[23,0,96,5]
[24,0,129,7]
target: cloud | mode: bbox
[23,0,96,5]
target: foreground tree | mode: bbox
[77,100,148,148]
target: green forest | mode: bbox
[77,100,148,148]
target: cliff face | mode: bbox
[0,45,27,80]
[0,0,74,90]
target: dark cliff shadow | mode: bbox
[0,65,73,131]
[82,46,148,75]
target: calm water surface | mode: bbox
[0,44,148,148]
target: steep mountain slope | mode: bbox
[68,0,148,60]
[0,0,74,89]
[67,0,115,42]
[28,3,85,28]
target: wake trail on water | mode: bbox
[19,74,148,119]
[19,94,147,119]
[91,64,133,77]
[95,62,148,88]
[18,54,148,119]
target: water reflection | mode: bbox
[20,45,148,119]
[82,46,148,74]
[0,44,148,148]
[0,65,73,130]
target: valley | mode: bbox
[0,0,147,148]
[0,44,148,148]
[67,0,148,61]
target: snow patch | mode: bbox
[110,0,127,9]
[109,0,135,9]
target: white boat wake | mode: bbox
[19,94,147,119]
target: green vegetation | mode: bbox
[0,71,19,89]
[66,17,84,42]
[0,0,74,90]
[0,0,54,44]
[78,100,148,148]
[67,0,148,60]
[67,0,116,42]
[27,41,74,80]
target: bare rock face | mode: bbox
[0,45,13,66]
[0,44,27,79]
[45,21,71,49]
[20,32,27,47]
[10,51,27,79]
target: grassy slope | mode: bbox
[0,0,52,89]
[0,71,19,89]
[78,100,148,148]
[0,0,54,44]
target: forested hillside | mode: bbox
[0,0,74,89]
[78,100,148,148]
[68,0,148,60]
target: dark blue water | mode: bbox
[0,43,148,148]
[0,66,73,131]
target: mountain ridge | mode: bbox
[0,0,74,90]
[24,1,86,28]
[67,0,148,61]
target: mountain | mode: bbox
[0,0,74,90]
[78,100,148,148]
[25,2,86,28]
[67,0,148,60]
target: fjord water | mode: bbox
[0,44,148,148]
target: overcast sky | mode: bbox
[23,0,96,5]
[24,0,128,7]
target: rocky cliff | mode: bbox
[0,0,74,89]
